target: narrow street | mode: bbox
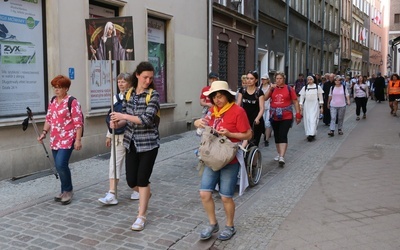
[1,100,400,250]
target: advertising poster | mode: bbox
[148,18,166,103]
[89,60,116,108]
[0,0,45,117]
[85,16,134,108]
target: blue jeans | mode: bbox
[52,148,74,193]
[200,162,240,198]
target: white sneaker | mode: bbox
[278,157,285,166]
[130,191,139,200]
[274,155,280,161]
[98,192,118,205]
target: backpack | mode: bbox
[271,84,293,97]
[126,88,161,126]
[51,96,84,136]
[105,94,125,134]
[303,84,320,103]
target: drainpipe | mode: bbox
[285,0,290,83]
[338,0,341,74]
[208,0,213,73]
[306,0,310,76]
[321,0,325,75]
[255,0,259,70]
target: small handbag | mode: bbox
[198,126,238,171]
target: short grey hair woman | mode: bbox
[327,75,351,136]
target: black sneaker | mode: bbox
[264,140,269,147]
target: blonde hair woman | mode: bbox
[264,72,302,166]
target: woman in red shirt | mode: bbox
[194,80,252,241]
[265,72,302,167]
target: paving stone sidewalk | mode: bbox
[215,101,400,250]
[2,101,397,249]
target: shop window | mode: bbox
[0,0,46,118]
[148,17,167,103]
[87,1,122,110]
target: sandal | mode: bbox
[217,226,236,241]
[328,130,334,137]
[131,216,146,231]
[200,222,219,240]
[338,129,343,135]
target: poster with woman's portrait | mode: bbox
[85,16,134,61]
[85,16,134,109]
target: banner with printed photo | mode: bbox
[85,16,134,109]
[0,0,45,117]
[85,16,134,61]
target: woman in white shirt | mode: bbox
[353,75,369,120]
[261,75,272,146]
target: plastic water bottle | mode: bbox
[196,111,211,136]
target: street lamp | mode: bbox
[231,0,242,10]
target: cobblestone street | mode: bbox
[1,101,400,249]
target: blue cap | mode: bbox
[208,72,219,79]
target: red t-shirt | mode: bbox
[270,85,297,120]
[207,104,251,143]
[207,104,251,164]
[200,86,211,105]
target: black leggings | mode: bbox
[125,143,158,188]
[354,97,368,116]
[250,119,265,147]
[271,119,292,144]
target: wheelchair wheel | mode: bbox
[246,146,262,187]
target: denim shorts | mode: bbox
[199,162,240,198]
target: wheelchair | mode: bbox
[243,138,262,187]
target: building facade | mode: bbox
[348,0,388,77]
[211,0,257,90]
[0,0,208,180]
[0,0,391,181]
[388,0,400,75]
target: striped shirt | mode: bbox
[122,88,160,152]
